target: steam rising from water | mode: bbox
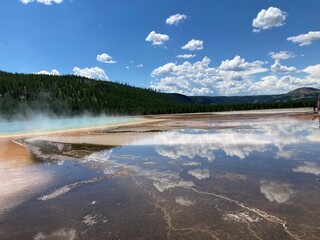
[0,113,140,136]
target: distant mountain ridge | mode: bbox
[181,87,320,105]
[0,70,318,119]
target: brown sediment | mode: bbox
[0,140,35,168]
[32,132,157,147]
[0,141,53,215]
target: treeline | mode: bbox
[0,71,316,119]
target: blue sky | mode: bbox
[0,0,320,96]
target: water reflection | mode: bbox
[175,196,196,206]
[188,169,210,180]
[126,119,319,162]
[33,228,76,240]
[2,116,320,240]
[260,180,294,203]
[293,162,320,175]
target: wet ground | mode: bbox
[1,113,320,239]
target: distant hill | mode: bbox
[286,87,320,100]
[0,71,317,119]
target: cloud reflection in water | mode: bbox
[130,120,319,162]
[260,180,294,203]
[293,162,320,176]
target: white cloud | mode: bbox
[303,64,320,77]
[145,31,169,46]
[96,53,116,64]
[248,74,320,95]
[176,54,196,59]
[188,169,210,180]
[293,162,320,175]
[21,0,64,5]
[150,56,267,96]
[271,60,299,74]
[137,64,143,68]
[287,31,320,46]
[260,180,294,203]
[252,7,287,32]
[268,51,295,60]
[73,67,109,81]
[150,52,320,96]
[219,55,267,74]
[38,0,63,4]
[181,39,203,51]
[35,69,60,75]
[166,13,187,25]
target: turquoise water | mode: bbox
[0,115,141,135]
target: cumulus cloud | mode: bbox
[248,74,320,95]
[287,31,320,46]
[166,13,187,25]
[35,69,60,75]
[150,52,320,96]
[73,67,109,81]
[21,0,64,5]
[268,51,295,60]
[181,39,203,51]
[252,7,287,32]
[219,55,267,74]
[150,56,267,96]
[260,180,294,203]
[137,64,143,68]
[271,60,299,74]
[145,31,169,46]
[176,54,196,59]
[96,53,116,64]
[303,64,320,77]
